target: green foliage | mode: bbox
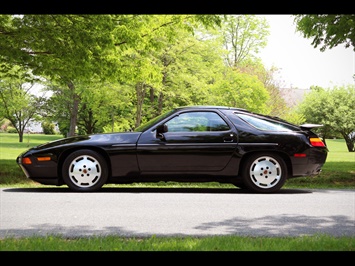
[282,111,306,126]
[6,127,17,133]
[298,85,355,151]
[1,15,122,81]
[208,69,270,113]
[0,64,45,142]
[42,121,55,135]
[0,118,11,132]
[1,14,305,138]
[293,14,355,51]
[220,15,270,67]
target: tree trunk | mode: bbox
[343,134,355,152]
[157,91,164,115]
[19,132,23,143]
[135,82,146,128]
[67,82,80,137]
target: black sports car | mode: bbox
[17,106,328,193]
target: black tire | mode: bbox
[62,149,108,192]
[241,153,287,193]
[232,180,247,189]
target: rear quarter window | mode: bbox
[237,113,298,132]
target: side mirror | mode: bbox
[156,124,168,139]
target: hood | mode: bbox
[34,132,141,150]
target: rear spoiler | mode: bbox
[300,124,323,130]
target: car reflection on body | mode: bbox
[17,106,328,193]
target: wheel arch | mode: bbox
[57,146,112,183]
[238,150,293,178]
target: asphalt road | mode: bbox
[0,187,354,239]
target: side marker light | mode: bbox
[294,153,306,158]
[37,157,51,162]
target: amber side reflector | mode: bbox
[37,157,51,162]
[310,137,326,147]
[22,157,32,165]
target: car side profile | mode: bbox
[17,106,328,193]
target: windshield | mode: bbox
[135,109,176,132]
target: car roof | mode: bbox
[175,105,248,112]
[174,106,297,126]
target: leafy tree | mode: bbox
[293,14,355,51]
[2,14,283,135]
[150,24,226,113]
[1,15,125,136]
[124,15,271,126]
[298,86,355,152]
[78,82,134,134]
[0,65,45,142]
[219,15,269,68]
[136,15,273,121]
[294,15,355,150]
[208,68,270,113]
[116,15,223,128]
[1,14,223,136]
[237,58,290,118]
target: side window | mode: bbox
[207,115,230,131]
[237,113,294,132]
[166,111,229,132]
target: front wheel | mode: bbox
[241,153,287,193]
[62,149,108,192]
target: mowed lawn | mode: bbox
[0,133,62,160]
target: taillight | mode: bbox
[310,137,325,147]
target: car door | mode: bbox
[136,110,238,172]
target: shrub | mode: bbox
[42,122,55,135]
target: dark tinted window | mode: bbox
[237,113,297,132]
[166,111,229,132]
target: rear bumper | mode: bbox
[292,162,324,177]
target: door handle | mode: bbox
[223,133,234,142]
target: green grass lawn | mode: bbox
[0,133,64,186]
[0,133,61,160]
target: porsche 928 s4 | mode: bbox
[17,106,328,193]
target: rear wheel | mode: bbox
[241,153,287,193]
[62,149,108,192]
